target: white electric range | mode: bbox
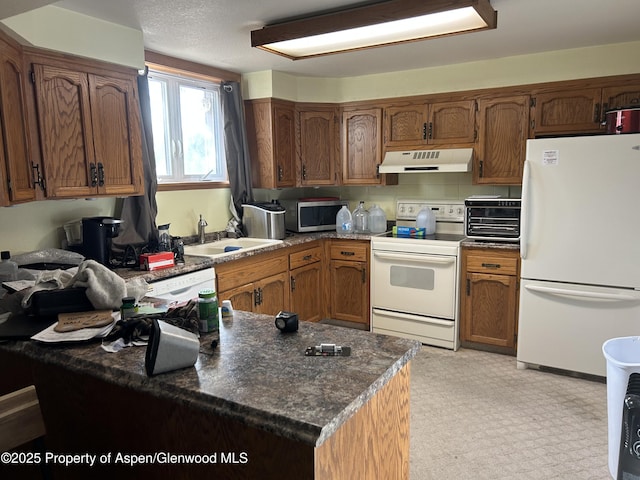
[370,199,465,350]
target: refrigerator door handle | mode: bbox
[520,159,531,259]
[524,284,640,302]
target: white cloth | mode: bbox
[68,260,127,310]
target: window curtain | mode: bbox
[221,81,253,223]
[113,70,159,251]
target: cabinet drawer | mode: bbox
[465,254,518,275]
[330,242,368,262]
[216,250,287,292]
[289,246,322,270]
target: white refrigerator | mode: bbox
[517,133,640,377]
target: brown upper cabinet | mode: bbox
[342,107,397,186]
[29,53,144,198]
[245,98,296,189]
[475,95,530,185]
[384,100,476,148]
[0,31,36,206]
[296,104,339,186]
[531,81,640,136]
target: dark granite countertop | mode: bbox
[461,239,520,251]
[116,232,374,283]
[0,311,419,447]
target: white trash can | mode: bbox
[603,336,640,479]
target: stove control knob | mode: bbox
[408,206,414,213]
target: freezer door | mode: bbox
[517,279,640,376]
[520,133,640,288]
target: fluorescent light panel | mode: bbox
[252,1,497,60]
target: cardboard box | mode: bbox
[140,252,175,271]
[392,226,426,238]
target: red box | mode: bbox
[140,252,175,271]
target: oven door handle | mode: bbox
[372,251,456,265]
[372,308,454,326]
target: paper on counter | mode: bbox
[31,312,118,343]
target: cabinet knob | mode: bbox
[482,262,501,269]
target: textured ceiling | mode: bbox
[7,0,640,78]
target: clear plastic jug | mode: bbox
[368,204,387,233]
[416,206,436,235]
[336,205,353,233]
[353,201,369,233]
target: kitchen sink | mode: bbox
[183,237,283,259]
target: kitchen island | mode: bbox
[0,311,419,479]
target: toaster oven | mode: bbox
[464,198,521,242]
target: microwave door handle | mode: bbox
[372,251,456,265]
[520,159,531,259]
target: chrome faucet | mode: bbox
[198,214,208,243]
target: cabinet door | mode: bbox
[342,108,383,185]
[220,284,255,313]
[33,64,96,198]
[329,260,369,325]
[463,272,517,349]
[475,95,530,185]
[532,88,602,135]
[88,74,143,196]
[273,103,296,188]
[0,38,35,204]
[298,108,337,186]
[601,84,640,114]
[290,262,322,322]
[255,272,288,316]
[428,100,476,145]
[384,104,428,147]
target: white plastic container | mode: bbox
[352,201,369,233]
[416,206,436,235]
[0,251,18,283]
[603,336,640,478]
[336,205,353,233]
[368,204,387,233]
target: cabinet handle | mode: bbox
[303,254,312,261]
[340,251,355,256]
[89,163,98,187]
[466,278,470,296]
[422,122,427,140]
[376,163,380,179]
[593,103,601,124]
[302,165,307,180]
[277,165,283,181]
[361,267,366,284]
[478,160,484,178]
[481,262,501,269]
[428,122,433,139]
[31,163,45,191]
[254,288,262,306]
[97,162,105,187]
[290,276,296,291]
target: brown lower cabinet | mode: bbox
[460,247,520,354]
[215,239,370,327]
[216,249,289,317]
[328,240,370,326]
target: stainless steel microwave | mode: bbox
[464,198,521,242]
[280,198,349,233]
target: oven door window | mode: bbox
[372,251,457,319]
[390,266,435,290]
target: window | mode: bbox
[147,69,227,184]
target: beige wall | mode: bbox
[243,40,640,102]
[1,5,144,69]
[1,9,638,255]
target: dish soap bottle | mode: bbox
[416,206,436,235]
[368,204,387,233]
[353,201,369,233]
[336,205,353,233]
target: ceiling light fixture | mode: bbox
[251,0,497,60]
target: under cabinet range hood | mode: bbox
[379,148,473,173]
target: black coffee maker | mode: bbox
[81,217,123,266]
